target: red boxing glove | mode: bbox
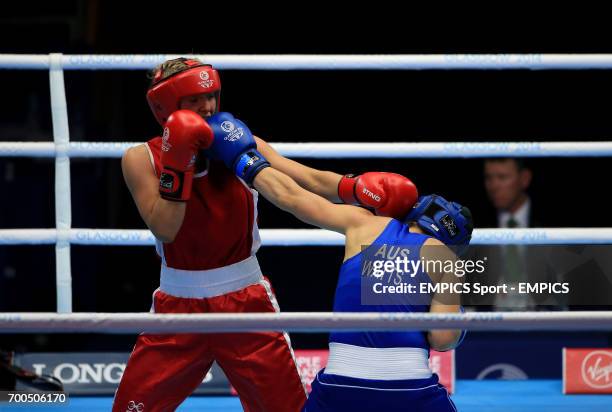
[338,172,418,218]
[159,110,214,201]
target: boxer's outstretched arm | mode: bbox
[122,145,186,242]
[255,137,342,202]
[253,167,370,235]
[421,238,465,351]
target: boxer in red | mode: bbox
[113,57,417,412]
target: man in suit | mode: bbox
[483,158,539,229]
[476,158,554,310]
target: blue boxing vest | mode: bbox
[329,219,432,350]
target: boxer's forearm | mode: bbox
[122,145,187,243]
[253,168,311,216]
[427,329,463,352]
[145,197,186,243]
[253,168,356,234]
[306,169,343,203]
[255,136,342,202]
[266,157,341,202]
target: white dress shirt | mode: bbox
[498,197,531,228]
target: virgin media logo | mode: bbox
[581,351,612,389]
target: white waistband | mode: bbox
[159,256,263,298]
[325,342,432,380]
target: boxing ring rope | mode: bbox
[1,312,612,334]
[3,141,612,158]
[2,53,612,313]
[4,53,612,70]
[2,228,612,246]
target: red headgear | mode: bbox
[146,59,221,125]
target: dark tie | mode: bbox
[506,216,518,229]
[505,216,522,282]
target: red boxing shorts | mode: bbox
[113,257,307,412]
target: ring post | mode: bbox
[49,53,72,313]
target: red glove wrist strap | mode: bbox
[338,174,358,204]
[159,167,194,202]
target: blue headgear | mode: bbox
[405,194,473,254]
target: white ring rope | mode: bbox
[4,54,612,70]
[0,312,610,333]
[1,228,611,246]
[2,141,612,158]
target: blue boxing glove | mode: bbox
[207,112,270,185]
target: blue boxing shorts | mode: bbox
[302,369,456,412]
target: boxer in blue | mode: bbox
[206,112,473,412]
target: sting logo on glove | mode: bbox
[159,173,175,190]
[362,187,382,203]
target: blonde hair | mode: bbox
[148,57,205,87]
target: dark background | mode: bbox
[1,3,611,358]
